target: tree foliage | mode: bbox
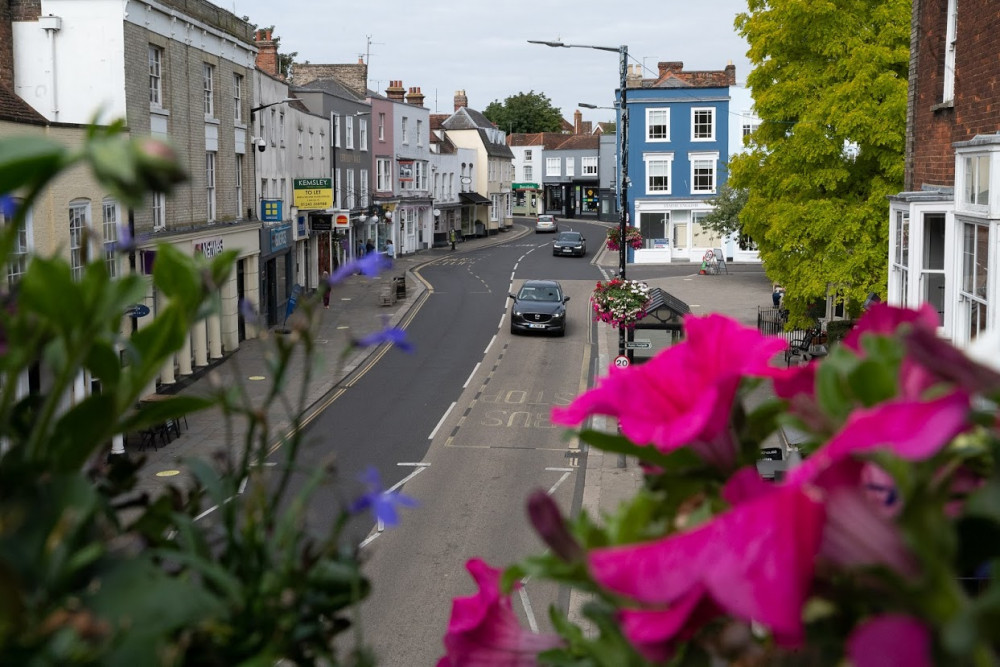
[702,184,752,248]
[729,0,909,324]
[483,91,563,134]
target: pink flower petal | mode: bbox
[787,392,970,486]
[439,559,562,666]
[843,302,939,352]
[847,614,932,667]
[589,483,824,645]
[617,588,721,663]
[552,314,786,468]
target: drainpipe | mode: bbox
[38,15,62,122]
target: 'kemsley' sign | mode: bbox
[293,178,333,209]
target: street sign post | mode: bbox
[613,355,630,369]
[625,339,651,350]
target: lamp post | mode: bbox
[529,40,630,358]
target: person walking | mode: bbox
[321,271,330,309]
[449,228,457,251]
[365,238,375,255]
[385,239,395,263]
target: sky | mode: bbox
[230,0,754,125]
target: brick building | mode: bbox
[888,0,1000,346]
[9,0,263,389]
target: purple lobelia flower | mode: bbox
[350,466,418,527]
[353,315,414,353]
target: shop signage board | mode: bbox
[293,178,333,209]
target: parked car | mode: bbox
[509,280,570,336]
[552,231,586,257]
[535,214,558,233]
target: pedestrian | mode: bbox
[356,239,364,258]
[449,228,457,251]
[321,271,330,309]
[385,239,395,261]
[365,238,375,255]
[772,284,785,308]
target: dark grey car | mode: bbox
[552,231,586,257]
[509,280,570,336]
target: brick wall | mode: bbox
[9,0,40,21]
[124,18,254,235]
[909,0,1000,189]
[0,0,13,89]
[293,63,368,98]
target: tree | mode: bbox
[483,91,563,134]
[729,0,909,324]
[702,184,753,249]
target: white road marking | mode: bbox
[547,471,572,495]
[545,467,575,472]
[519,586,540,632]
[360,463,431,549]
[429,402,457,439]
[484,334,497,355]
[463,363,481,389]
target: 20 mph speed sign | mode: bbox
[614,355,630,369]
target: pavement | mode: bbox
[125,218,776,529]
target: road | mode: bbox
[291,219,763,664]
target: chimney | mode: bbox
[454,89,468,111]
[254,29,279,78]
[725,61,736,86]
[574,109,582,135]
[405,86,425,107]
[658,62,684,78]
[0,0,13,90]
[626,64,643,89]
[386,80,406,102]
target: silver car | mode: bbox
[535,214,558,233]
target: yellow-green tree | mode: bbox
[730,0,909,324]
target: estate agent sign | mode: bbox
[293,178,333,209]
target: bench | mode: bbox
[784,328,828,367]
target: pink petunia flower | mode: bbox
[587,392,970,656]
[846,614,933,667]
[438,559,562,666]
[843,302,940,352]
[552,314,787,469]
[589,482,825,648]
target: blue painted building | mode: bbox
[620,61,755,264]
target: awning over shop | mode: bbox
[459,192,492,205]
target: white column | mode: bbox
[160,352,176,385]
[208,311,223,360]
[193,319,208,368]
[220,269,239,353]
[178,332,193,376]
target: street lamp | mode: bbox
[250,96,296,119]
[529,40,630,358]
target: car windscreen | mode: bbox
[518,286,561,302]
[556,233,581,242]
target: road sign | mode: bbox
[125,304,150,318]
[625,339,651,349]
[613,355,630,369]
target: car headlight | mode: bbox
[551,311,565,319]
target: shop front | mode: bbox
[259,222,294,327]
[512,182,541,217]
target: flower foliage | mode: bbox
[444,305,1000,665]
[605,225,644,251]
[590,278,650,330]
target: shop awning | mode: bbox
[459,192,491,205]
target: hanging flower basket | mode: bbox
[590,278,650,330]
[606,226,644,251]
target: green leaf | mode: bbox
[0,136,70,194]
[578,428,702,471]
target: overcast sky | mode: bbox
[231,0,753,125]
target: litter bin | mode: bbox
[393,275,406,299]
